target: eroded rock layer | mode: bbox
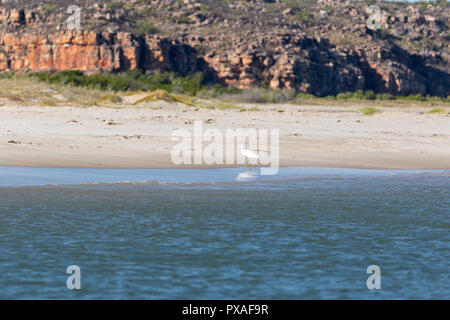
[0,0,448,96]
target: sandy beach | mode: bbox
[0,102,449,169]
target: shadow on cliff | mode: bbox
[137,37,219,84]
[294,37,449,97]
[389,43,450,97]
[291,38,369,96]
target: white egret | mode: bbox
[240,144,259,171]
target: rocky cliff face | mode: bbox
[0,30,201,74]
[0,0,448,96]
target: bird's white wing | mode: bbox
[243,149,259,159]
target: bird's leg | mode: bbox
[248,162,251,172]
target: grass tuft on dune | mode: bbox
[360,107,381,116]
[428,108,447,114]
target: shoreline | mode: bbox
[1,165,448,188]
[0,161,449,170]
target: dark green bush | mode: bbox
[376,93,396,100]
[28,70,208,95]
[136,22,159,36]
[0,72,16,80]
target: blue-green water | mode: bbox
[0,167,449,299]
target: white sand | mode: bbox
[0,103,449,169]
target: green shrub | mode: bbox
[360,107,381,116]
[0,72,16,80]
[351,90,367,100]
[200,4,211,12]
[376,93,396,100]
[295,10,314,23]
[336,90,382,100]
[428,108,446,114]
[282,0,318,7]
[364,90,376,100]
[41,3,58,14]
[296,93,315,100]
[106,1,125,10]
[29,70,208,95]
[403,94,427,101]
[136,22,158,36]
[336,92,352,100]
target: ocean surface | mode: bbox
[0,166,448,299]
